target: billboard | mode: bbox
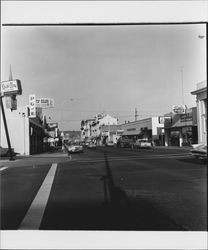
[36,98,54,108]
[172,105,187,114]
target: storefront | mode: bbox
[121,117,164,144]
[191,80,207,145]
[164,107,198,147]
[29,117,46,154]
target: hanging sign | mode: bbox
[0,79,22,96]
[29,94,36,118]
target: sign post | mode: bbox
[0,96,15,160]
[0,79,22,161]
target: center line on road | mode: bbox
[19,163,57,230]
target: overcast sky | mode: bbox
[2,24,206,130]
[1,2,207,131]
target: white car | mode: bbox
[67,144,84,153]
[134,139,152,149]
[105,141,114,147]
[190,144,207,162]
[87,142,96,149]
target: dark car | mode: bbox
[190,144,207,162]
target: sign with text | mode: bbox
[36,98,54,108]
[48,123,58,130]
[172,105,187,114]
[29,94,36,118]
[180,113,193,122]
[1,79,22,96]
[159,116,172,124]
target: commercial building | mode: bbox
[1,104,30,155]
[81,114,118,143]
[120,117,164,145]
[100,124,123,144]
[191,80,207,145]
[164,107,198,147]
[1,99,48,155]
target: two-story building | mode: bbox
[191,80,207,145]
[80,114,118,143]
[120,117,164,145]
[164,107,198,147]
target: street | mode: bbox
[1,146,206,231]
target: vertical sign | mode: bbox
[29,94,36,118]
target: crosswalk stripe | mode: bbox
[19,163,57,230]
[0,167,8,172]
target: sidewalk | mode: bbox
[0,151,70,168]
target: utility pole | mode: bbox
[179,66,185,105]
[135,108,138,121]
[0,96,15,160]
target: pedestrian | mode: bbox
[67,150,72,160]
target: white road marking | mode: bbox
[19,163,57,230]
[0,166,8,172]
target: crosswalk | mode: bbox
[19,163,58,230]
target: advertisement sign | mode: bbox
[48,123,58,129]
[36,98,54,108]
[1,79,22,96]
[172,105,187,114]
[159,116,172,124]
[180,113,193,122]
[29,94,36,118]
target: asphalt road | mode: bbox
[1,146,207,230]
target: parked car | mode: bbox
[134,139,152,149]
[105,141,114,147]
[67,144,84,153]
[0,146,15,157]
[87,142,96,149]
[190,144,207,162]
[117,137,134,148]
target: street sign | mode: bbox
[36,98,54,108]
[172,105,187,114]
[0,79,22,96]
[29,94,36,118]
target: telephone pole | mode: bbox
[135,108,138,121]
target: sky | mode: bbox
[1,2,207,132]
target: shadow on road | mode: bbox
[177,157,207,165]
[40,152,185,231]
